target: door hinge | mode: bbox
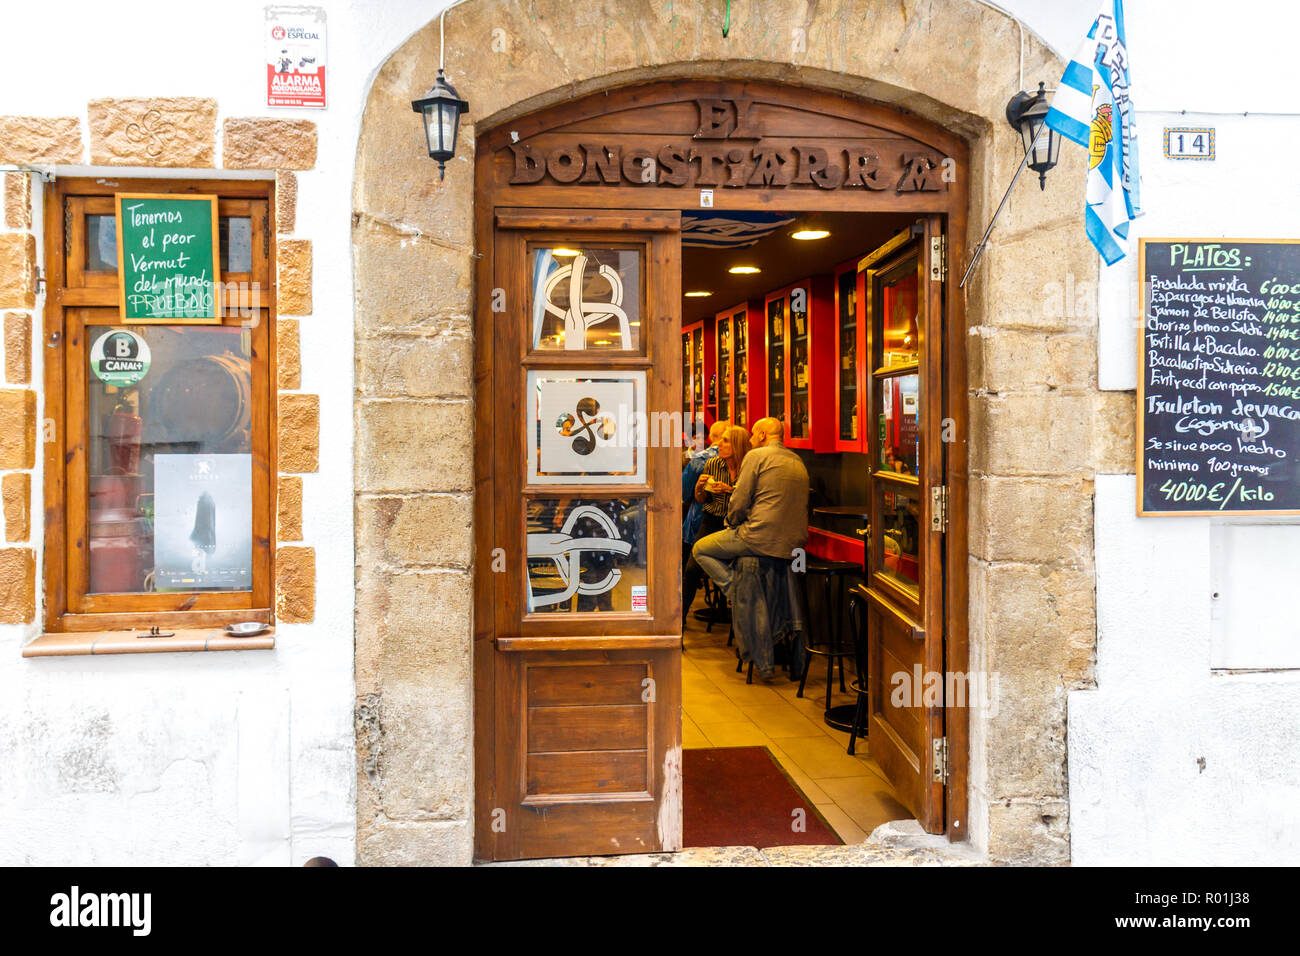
[932,736,948,784]
[930,484,948,533]
[929,235,947,282]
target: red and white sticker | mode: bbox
[631,586,648,612]
[266,6,327,109]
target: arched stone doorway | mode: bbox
[353,0,1122,866]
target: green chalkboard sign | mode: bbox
[115,193,221,322]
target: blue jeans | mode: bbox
[691,527,758,598]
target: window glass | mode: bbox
[767,297,785,424]
[84,214,253,275]
[878,485,921,593]
[881,268,919,367]
[526,497,647,613]
[86,324,254,594]
[220,217,252,273]
[838,270,858,441]
[86,215,118,272]
[733,311,748,427]
[531,246,641,351]
[879,374,920,476]
[528,370,646,485]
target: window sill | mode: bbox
[22,628,275,658]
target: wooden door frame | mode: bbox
[472,78,971,856]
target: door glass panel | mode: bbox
[878,484,921,593]
[718,317,731,423]
[86,215,118,272]
[526,497,648,613]
[86,324,254,594]
[734,311,748,427]
[790,286,809,440]
[879,374,920,476]
[527,370,646,484]
[220,217,253,273]
[881,267,920,368]
[767,298,785,424]
[530,246,642,351]
[838,270,858,442]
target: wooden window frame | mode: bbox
[43,177,278,633]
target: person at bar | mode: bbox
[682,425,750,622]
[682,420,729,540]
[692,417,809,598]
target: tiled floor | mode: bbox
[681,603,913,844]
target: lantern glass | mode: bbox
[436,101,459,156]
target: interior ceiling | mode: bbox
[681,211,918,325]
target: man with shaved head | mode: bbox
[692,417,809,598]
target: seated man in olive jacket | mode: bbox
[692,417,809,598]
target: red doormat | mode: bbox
[683,746,843,848]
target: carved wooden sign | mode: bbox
[505,98,948,193]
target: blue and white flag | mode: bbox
[1045,0,1141,265]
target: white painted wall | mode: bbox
[1074,2,1300,865]
[0,0,1295,865]
[0,0,448,866]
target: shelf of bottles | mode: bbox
[681,320,716,443]
[834,257,867,452]
[765,295,786,431]
[765,278,834,451]
[716,301,763,430]
[718,312,733,425]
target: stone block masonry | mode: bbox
[350,0,1114,867]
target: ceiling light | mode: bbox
[685,291,713,297]
[728,265,761,275]
[792,228,831,241]
[551,247,581,257]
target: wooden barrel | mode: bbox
[153,353,252,447]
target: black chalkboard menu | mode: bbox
[1139,238,1300,515]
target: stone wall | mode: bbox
[354,0,1132,864]
[0,168,39,623]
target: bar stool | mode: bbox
[796,558,860,730]
[846,587,870,755]
[694,577,731,634]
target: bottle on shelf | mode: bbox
[850,404,858,440]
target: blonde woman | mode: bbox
[682,426,751,623]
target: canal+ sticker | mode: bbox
[90,329,151,387]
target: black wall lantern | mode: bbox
[412,68,470,180]
[1005,81,1060,190]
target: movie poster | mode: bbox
[153,454,254,591]
[265,6,327,108]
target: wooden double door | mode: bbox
[474,206,960,859]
